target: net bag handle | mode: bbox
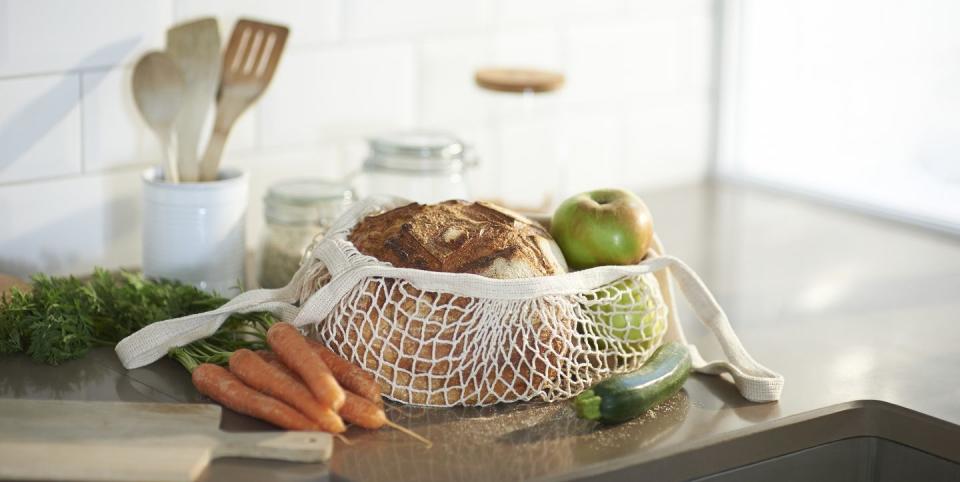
[651,235,784,402]
[114,269,309,369]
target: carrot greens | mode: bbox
[0,269,276,369]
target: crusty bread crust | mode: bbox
[348,200,568,279]
[337,200,571,404]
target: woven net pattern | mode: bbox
[309,273,666,407]
[292,197,669,407]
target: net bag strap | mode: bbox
[114,265,310,369]
[651,235,784,402]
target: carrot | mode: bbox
[260,354,299,379]
[267,322,345,411]
[255,356,354,445]
[340,392,432,447]
[306,338,383,406]
[338,391,387,429]
[228,349,345,433]
[256,349,278,362]
[191,363,320,431]
[261,355,432,448]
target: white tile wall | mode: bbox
[418,34,489,126]
[258,44,416,147]
[172,0,341,48]
[492,0,625,27]
[81,68,158,172]
[0,74,82,183]
[0,0,715,278]
[0,169,142,276]
[491,29,563,68]
[0,0,172,77]
[343,0,493,40]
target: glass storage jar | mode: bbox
[475,67,566,213]
[257,179,353,288]
[350,131,475,203]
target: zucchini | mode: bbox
[574,341,691,423]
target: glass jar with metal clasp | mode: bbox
[350,131,477,204]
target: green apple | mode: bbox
[583,276,667,352]
[550,189,654,270]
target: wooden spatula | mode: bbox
[199,19,289,182]
[166,18,221,183]
[0,399,332,482]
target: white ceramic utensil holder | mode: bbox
[142,167,248,296]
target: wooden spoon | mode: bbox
[132,51,184,183]
[199,19,289,182]
[166,18,221,183]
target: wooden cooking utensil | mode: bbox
[0,399,332,482]
[199,19,289,182]
[166,18,221,183]
[132,51,185,184]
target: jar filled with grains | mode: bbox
[257,179,353,289]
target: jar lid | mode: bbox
[475,68,565,94]
[365,131,469,173]
[264,179,353,224]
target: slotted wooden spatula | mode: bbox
[199,19,289,181]
[0,399,331,482]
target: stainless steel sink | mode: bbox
[695,437,960,482]
[558,400,960,481]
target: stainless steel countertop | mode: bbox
[3,181,959,481]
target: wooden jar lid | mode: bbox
[474,68,565,94]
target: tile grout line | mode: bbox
[0,64,130,82]
[0,140,360,189]
[0,163,152,188]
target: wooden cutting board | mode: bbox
[0,399,332,482]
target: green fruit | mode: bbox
[550,189,654,270]
[583,276,666,352]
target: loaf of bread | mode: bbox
[348,200,568,278]
[329,200,573,405]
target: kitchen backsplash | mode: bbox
[0,0,715,278]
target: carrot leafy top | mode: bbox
[0,269,275,370]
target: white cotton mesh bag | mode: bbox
[116,196,784,406]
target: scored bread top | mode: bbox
[347,200,568,279]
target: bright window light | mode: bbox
[718,0,960,233]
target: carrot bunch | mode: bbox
[191,322,430,446]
